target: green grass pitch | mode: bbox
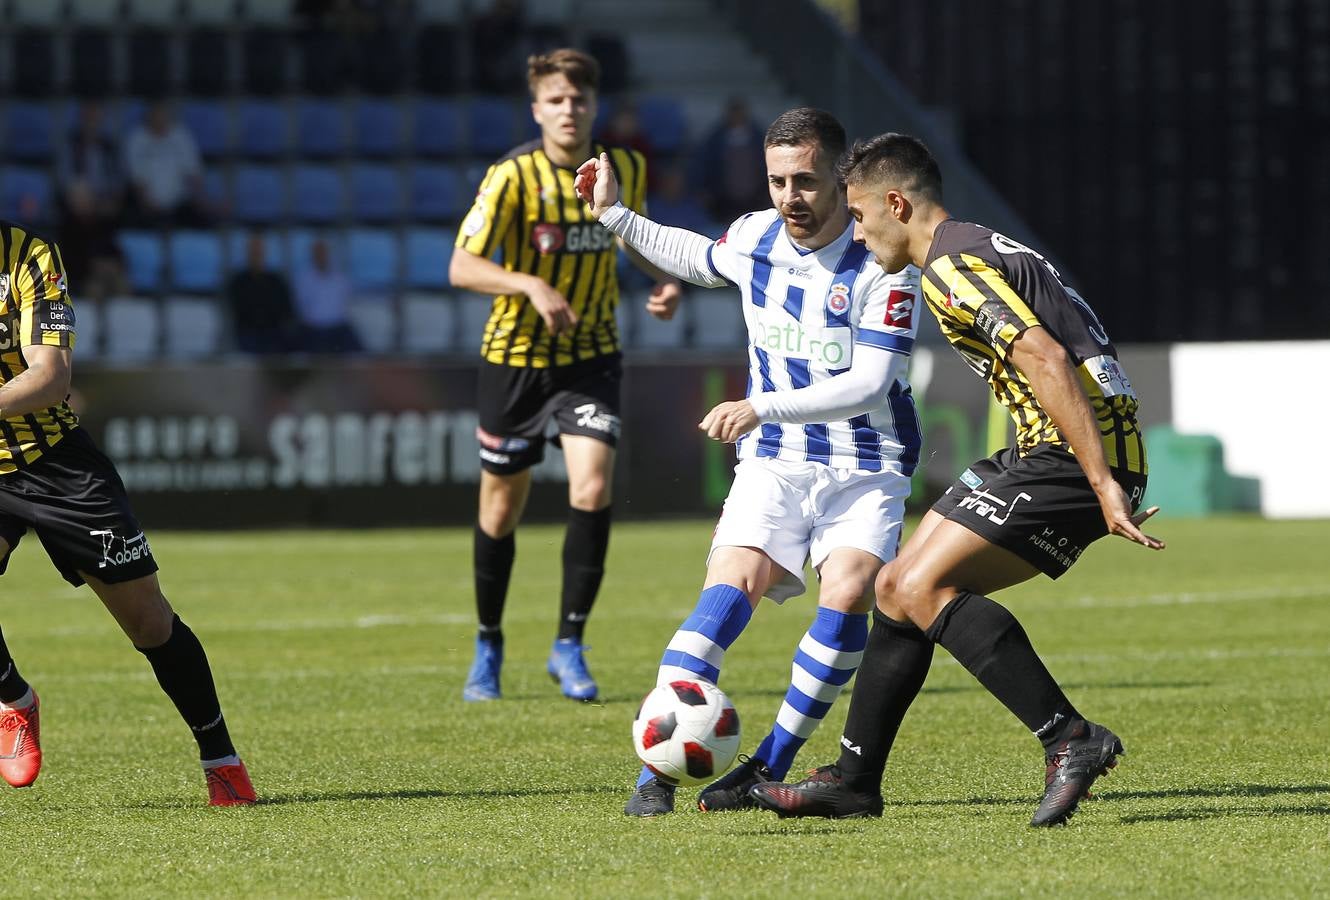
[1,515,1327,897]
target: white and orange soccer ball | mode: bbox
[631,680,741,786]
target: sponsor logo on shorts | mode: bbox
[475,427,530,453]
[955,487,1033,526]
[960,468,983,489]
[574,403,620,437]
[1027,526,1084,569]
[478,448,512,465]
[89,529,153,569]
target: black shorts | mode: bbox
[0,428,159,587]
[932,444,1148,579]
[476,353,623,475]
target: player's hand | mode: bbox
[1099,483,1165,549]
[524,277,578,335]
[646,280,682,320]
[699,400,759,443]
[575,152,620,218]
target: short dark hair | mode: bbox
[838,133,943,204]
[764,107,846,162]
[527,48,600,97]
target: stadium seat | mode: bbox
[347,299,397,353]
[346,229,400,292]
[404,228,454,290]
[163,296,225,359]
[236,99,288,158]
[414,25,460,95]
[72,299,102,360]
[349,164,404,224]
[690,292,747,349]
[456,293,492,354]
[68,0,121,25]
[355,28,408,95]
[11,29,57,97]
[117,97,148,133]
[10,0,63,25]
[183,0,236,24]
[353,99,405,159]
[127,29,172,98]
[413,99,462,157]
[1,168,53,223]
[232,165,286,224]
[127,0,181,25]
[400,292,458,354]
[296,99,348,158]
[201,168,229,215]
[292,165,345,224]
[3,102,55,162]
[103,296,162,361]
[637,96,689,154]
[298,28,354,96]
[241,0,289,23]
[242,27,289,95]
[226,228,286,272]
[70,28,116,99]
[628,291,688,349]
[117,232,166,293]
[181,101,230,159]
[408,164,466,222]
[468,98,518,157]
[167,230,225,294]
[416,0,464,22]
[185,27,232,96]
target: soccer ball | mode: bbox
[632,680,741,786]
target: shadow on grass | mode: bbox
[1121,804,1330,823]
[255,784,627,807]
[890,783,1330,817]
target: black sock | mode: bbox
[558,506,612,641]
[0,627,30,705]
[474,524,516,644]
[137,615,236,761]
[837,610,934,793]
[925,591,1082,750]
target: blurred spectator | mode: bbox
[292,238,363,353]
[57,102,125,222]
[225,234,300,355]
[693,97,768,224]
[57,181,128,305]
[123,101,209,227]
[471,0,526,94]
[600,102,656,189]
[648,164,718,236]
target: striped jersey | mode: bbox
[706,209,922,474]
[921,220,1146,474]
[455,141,648,368]
[0,221,80,474]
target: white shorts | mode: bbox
[709,458,910,603]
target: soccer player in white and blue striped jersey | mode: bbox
[578,108,921,817]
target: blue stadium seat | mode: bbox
[180,100,230,158]
[353,99,405,158]
[168,230,225,293]
[291,165,345,223]
[296,99,347,158]
[404,227,455,289]
[346,228,400,291]
[201,168,228,213]
[637,96,688,154]
[233,165,287,224]
[468,98,518,157]
[4,102,55,162]
[1,168,53,222]
[408,164,466,222]
[349,164,403,223]
[117,231,166,293]
[237,99,288,158]
[413,99,462,156]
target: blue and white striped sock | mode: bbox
[636,583,753,788]
[754,606,868,780]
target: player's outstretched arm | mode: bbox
[1008,327,1165,550]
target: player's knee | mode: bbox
[569,475,611,511]
[889,566,944,623]
[123,586,175,647]
[873,564,908,620]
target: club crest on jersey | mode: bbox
[0,273,8,304]
[827,282,850,314]
[532,223,565,255]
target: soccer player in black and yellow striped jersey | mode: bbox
[0,221,255,805]
[750,135,1165,828]
[450,49,681,704]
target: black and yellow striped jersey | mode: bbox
[921,220,1146,474]
[0,221,80,474]
[454,140,648,367]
